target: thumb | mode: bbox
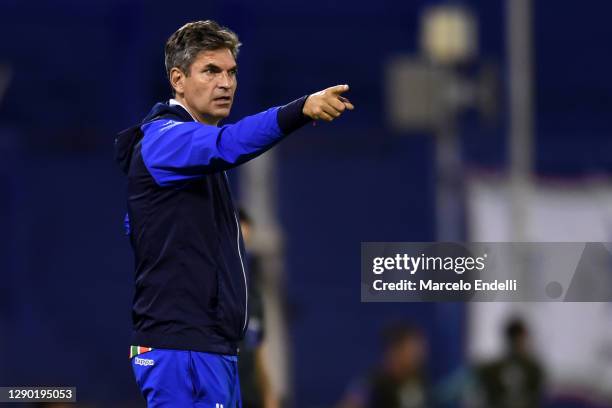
[327,84,350,95]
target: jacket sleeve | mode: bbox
[141,107,285,186]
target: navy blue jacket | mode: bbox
[115,97,309,355]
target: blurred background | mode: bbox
[1,0,612,406]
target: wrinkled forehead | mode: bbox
[191,48,236,69]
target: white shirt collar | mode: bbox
[169,98,198,122]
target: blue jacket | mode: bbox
[115,97,309,355]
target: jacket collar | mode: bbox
[168,98,198,122]
[141,101,195,124]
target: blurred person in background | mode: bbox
[475,318,545,408]
[337,322,430,408]
[238,209,280,408]
[115,19,354,407]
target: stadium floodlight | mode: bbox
[420,5,478,66]
[385,4,497,241]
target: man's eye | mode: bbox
[229,70,237,76]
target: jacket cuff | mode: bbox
[277,95,311,135]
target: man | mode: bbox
[237,209,279,408]
[115,20,353,407]
[475,318,545,408]
[337,323,430,408]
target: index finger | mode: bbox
[327,84,350,95]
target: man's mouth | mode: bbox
[214,96,232,103]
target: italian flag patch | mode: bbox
[130,345,153,359]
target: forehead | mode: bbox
[192,48,236,68]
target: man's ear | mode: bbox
[170,67,186,95]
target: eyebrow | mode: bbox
[204,63,238,71]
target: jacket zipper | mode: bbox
[234,211,248,332]
[224,172,248,333]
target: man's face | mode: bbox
[174,48,237,124]
[239,221,251,248]
[387,335,427,378]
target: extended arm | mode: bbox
[141,86,353,186]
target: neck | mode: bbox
[173,95,220,126]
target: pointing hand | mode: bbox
[302,84,354,122]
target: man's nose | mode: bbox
[217,72,233,89]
